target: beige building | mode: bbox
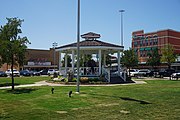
[0,48,59,71]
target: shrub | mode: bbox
[80,77,89,83]
[72,78,77,82]
[88,78,100,82]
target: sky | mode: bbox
[0,0,180,50]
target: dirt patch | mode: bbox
[120,110,130,114]
[56,111,68,114]
[97,103,119,107]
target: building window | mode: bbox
[132,35,137,40]
[141,36,145,40]
[146,40,148,46]
[153,39,158,45]
[140,41,143,46]
[140,51,143,57]
[150,39,152,45]
[134,42,138,47]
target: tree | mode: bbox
[121,48,138,76]
[81,54,92,67]
[0,18,30,90]
[146,48,160,69]
[161,44,177,69]
[61,54,72,67]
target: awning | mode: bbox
[145,47,151,51]
[139,48,144,51]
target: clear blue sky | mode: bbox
[0,0,180,50]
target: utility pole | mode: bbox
[76,0,80,93]
[119,10,125,46]
[52,42,58,69]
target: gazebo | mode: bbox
[55,32,126,83]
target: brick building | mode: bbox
[0,48,59,71]
[132,29,180,68]
[23,48,59,71]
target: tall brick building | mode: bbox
[132,29,180,66]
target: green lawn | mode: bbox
[0,76,50,87]
[0,79,180,120]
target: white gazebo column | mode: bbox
[65,53,68,76]
[99,49,102,75]
[82,54,85,66]
[72,50,75,73]
[103,53,106,67]
[59,51,61,71]
[82,53,85,75]
[117,51,121,76]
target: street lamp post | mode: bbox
[76,0,80,93]
[119,10,125,46]
[52,42,58,69]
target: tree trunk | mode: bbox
[11,56,14,90]
[128,68,130,77]
[168,63,171,80]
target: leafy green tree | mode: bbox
[61,54,72,67]
[82,54,92,67]
[104,54,112,66]
[0,18,30,90]
[161,44,177,69]
[121,48,138,76]
[147,48,160,69]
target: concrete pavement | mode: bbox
[0,80,146,90]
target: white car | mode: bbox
[5,69,20,77]
[138,69,151,77]
[172,72,180,78]
[47,69,59,76]
[128,69,139,77]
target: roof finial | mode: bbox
[81,32,101,40]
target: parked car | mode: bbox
[30,70,41,76]
[0,71,7,77]
[128,69,139,77]
[20,70,31,76]
[171,72,180,79]
[5,69,20,77]
[47,69,59,76]
[156,69,175,77]
[39,69,48,75]
[137,69,151,77]
[111,70,123,76]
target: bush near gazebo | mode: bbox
[80,77,103,84]
[51,75,105,84]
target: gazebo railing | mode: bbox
[118,67,126,81]
[79,67,99,76]
[59,67,99,76]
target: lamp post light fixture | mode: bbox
[76,0,80,93]
[119,10,125,46]
[52,42,58,68]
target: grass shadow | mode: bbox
[0,83,20,87]
[88,93,152,104]
[6,88,38,94]
[120,97,151,104]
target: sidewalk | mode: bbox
[0,80,146,90]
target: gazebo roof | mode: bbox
[56,39,123,49]
[56,32,124,53]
